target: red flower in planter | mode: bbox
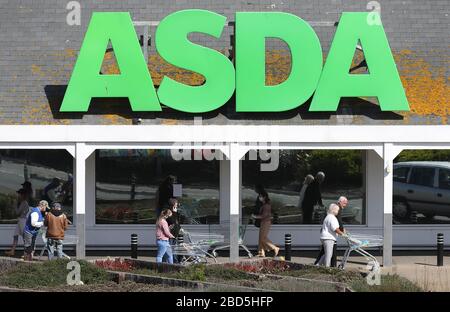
[225,259,293,275]
[95,258,134,272]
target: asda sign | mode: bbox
[61,10,409,113]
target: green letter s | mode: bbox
[156,9,235,113]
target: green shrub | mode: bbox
[204,265,258,281]
[350,273,423,292]
[0,259,110,289]
[175,265,206,282]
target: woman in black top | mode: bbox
[167,198,181,263]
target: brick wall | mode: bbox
[0,0,448,125]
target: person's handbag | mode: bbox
[254,218,261,228]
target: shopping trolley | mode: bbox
[38,227,78,260]
[177,202,201,225]
[172,229,225,265]
[339,233,383,271]
[211,222,253,258]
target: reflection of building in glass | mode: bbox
[0,150,73,223]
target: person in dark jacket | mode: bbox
[301,172,325,224]
[314,196,348,266]
[155,175,176,217]
[166,198,181,263]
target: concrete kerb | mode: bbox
[108,270,273,292]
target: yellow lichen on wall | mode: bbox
[394,50,449,124]
[20,48,449,125]
[265,50,291,85]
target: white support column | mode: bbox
[85,152,96,228]
[74,143,92,259]
[383,143,394,266]
[229,143,242,262]
[220,159,230,240]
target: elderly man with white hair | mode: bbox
[337,196,348,223]
[317,203,345,267]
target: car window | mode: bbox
[439,169,450,190]
[409,167,435,187]
[393,166,410,183]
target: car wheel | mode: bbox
[393,199,411,221]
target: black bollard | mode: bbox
[437,233,444,267]
[285,234,292,261]
[131,233,138,259]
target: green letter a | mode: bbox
[60,12,160,112]
[310,12,409,111]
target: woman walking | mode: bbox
[252,191,279,257]
[155,209,175,264]
[317,203,345,267]
[167,198,181,263]
[5,189,30,257]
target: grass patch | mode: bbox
[277,265,362,283]
[0,259,110,289]
[131,264,257,282]
[349,273,423,292]
[277,265,422,292]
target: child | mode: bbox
[44,202,69,260]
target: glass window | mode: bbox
[393,150,450,225]
[242,150,366,225]
[393,166,410,183]
[439,169,450,190]
[95,149,219,225]
[409,167,435,187]
[0,150,73,224]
